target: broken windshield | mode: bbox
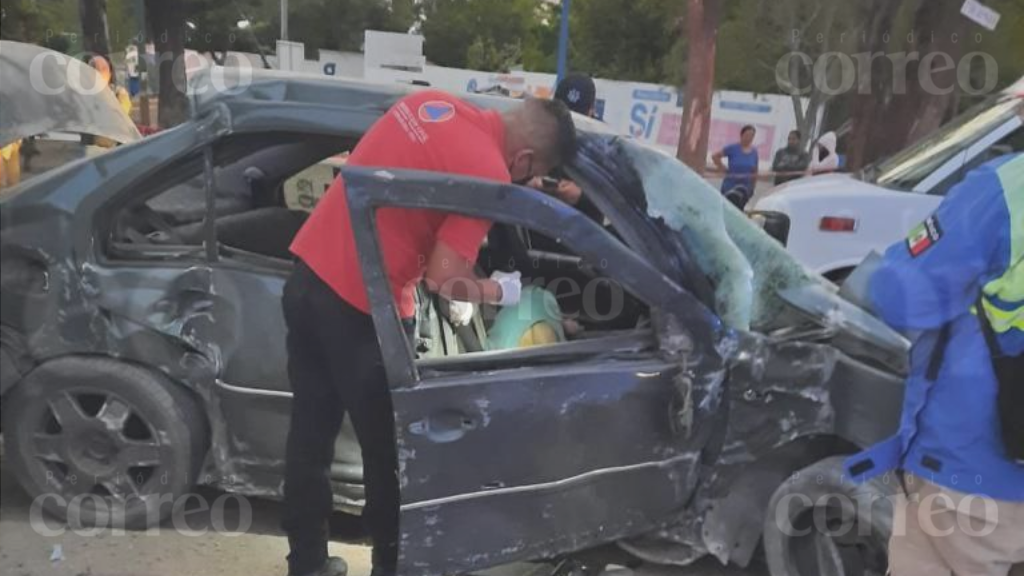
[618,139,830,332]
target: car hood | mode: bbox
[572,134,909,361]
[0,40,141,148]
[756,172,886,204]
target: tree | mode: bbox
[421,0,538,70]
[1,0,67,44]
[765,0,857,151]
[846,0,971,169]
[145,0,189,128]
[571,0,680,82]
[283,0,418,55]
[79,0,111,58]
[183,0,271,66]
[466,37,522,72]
[676,0,722,170]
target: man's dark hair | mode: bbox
[505,97,578,168]
[741,124,756,136]
[789,129,801,139]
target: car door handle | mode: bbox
[407,410,478,443]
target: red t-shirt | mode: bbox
[290,90,510,318]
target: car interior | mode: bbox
[105,131,652,361]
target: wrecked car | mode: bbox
[0,60,910,576]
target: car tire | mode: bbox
[2,356,208,530]
[763,456,897,576]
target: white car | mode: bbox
[752,80,1023,282]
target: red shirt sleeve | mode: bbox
[436,215,493,263]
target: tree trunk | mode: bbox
[846,0,898,170]
[900,0,967,143]
[79,0,111,59]
[847,0,966,169]
[145,0,189,128]
[676,0,723,173]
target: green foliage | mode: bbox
[466,36,522,72]
[282,0,418,53]
[421,0,538,69]
[1,0,77,46]
[183,0,266,56]
[570,0,681,82]
[975,0,1024,89]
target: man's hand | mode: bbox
[491,270,522,306]
[447,300,475,326]
[424,241,506,305]
[531,177,582,205]
[555,180,583,205]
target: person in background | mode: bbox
[532,73,599,207]
[0,139,22,189]
[771,130,811,186]
[555,73,598,118]
[283,89,576,576]
[713,125,759,208]
[89,55,133,116]
[809,131,839,175]
[125,45,142,98]
[845,153,1023,576]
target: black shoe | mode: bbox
[292,557,348,576]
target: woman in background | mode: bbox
[713,124,760,209]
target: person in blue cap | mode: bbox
[845,152,1023,576]
[532,73,599,207]
[554,72,598,117]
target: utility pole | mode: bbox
[135,0,150,127]
[280,0,289,41]
[555,0,571,85]
[676,0,722,173]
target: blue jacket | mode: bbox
[846,154,1024,501]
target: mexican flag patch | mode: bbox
[907,216,943,257]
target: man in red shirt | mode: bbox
[281,89,577,576]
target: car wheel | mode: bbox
[763,456,896,576]
[2,356,208,530]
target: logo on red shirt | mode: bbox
[418,101,456,123]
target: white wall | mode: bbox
[268,37,809,167]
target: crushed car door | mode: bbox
[340,167,724,576]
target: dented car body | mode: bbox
[1,65,909,576]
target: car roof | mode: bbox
[188,67,616,137]
[190,67,520,119]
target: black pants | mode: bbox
[282,262,403,575]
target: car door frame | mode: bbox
[340,166,725,576]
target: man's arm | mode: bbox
[869,160,1012,331]
[423,241,504,304]
[712,147,728,172]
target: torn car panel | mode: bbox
[0,40,141,148]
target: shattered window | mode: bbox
[619,140,826,332]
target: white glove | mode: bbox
[491,270,522,307]
[447,300,475,327]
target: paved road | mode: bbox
[0,450,761,576]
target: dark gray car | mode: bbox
[1,49,909,576]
